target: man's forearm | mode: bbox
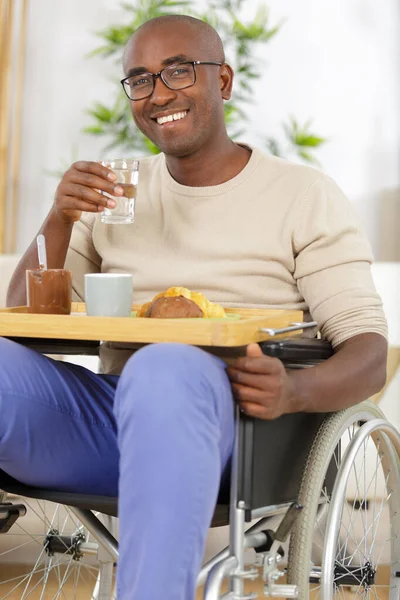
[288,333,388,413]
[6,209,74,307]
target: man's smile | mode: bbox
[151,110,189,127]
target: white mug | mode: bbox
[84,273,133,317]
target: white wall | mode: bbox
[17,1,128,248]
[249,0,400,252]
[17,0,400,253]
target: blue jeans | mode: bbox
[0,338,235,599]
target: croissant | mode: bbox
[137,287,226,319]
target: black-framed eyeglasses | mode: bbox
[120,60,223,101]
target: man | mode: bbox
[3,14,387,600]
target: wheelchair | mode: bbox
[0,335,399,599]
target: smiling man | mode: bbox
[4,14,387,600]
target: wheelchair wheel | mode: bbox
[287,400,400,599]
[0,495,116,599]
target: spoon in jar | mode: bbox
[36,234,48,270]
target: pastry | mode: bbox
[137,287,226,318]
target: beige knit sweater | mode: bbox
[65,147,387,374]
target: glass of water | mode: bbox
[100,159,139,224]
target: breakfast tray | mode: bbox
[0,302,310,347]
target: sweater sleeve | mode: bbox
[293,176,387,347]
[64,213,101,301]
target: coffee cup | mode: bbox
[84,273,133,317]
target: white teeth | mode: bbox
[156,111,187,125]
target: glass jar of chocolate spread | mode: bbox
[26,269,72,315]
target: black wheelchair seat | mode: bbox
[0,469,119,517]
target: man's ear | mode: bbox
[220,63,234,100]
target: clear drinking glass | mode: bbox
[100,159,139,224]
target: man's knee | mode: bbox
[114,343,230,419]
[125,343,217,377]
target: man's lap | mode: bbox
[0,338,234,497]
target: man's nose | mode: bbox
[150,76,177,105]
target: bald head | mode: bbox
[123,15,225,72]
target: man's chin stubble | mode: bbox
[156,138,198,158]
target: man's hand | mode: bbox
[53,161,124,224]
[226,343,295,420]
[227,333,387,419]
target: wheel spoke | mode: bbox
[0,495,107,599]
[346,474,390,565]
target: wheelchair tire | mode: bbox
[0,497,116,599]
[287,400,400,599]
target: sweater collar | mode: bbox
[161,144,262,197]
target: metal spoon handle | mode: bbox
[36,234,47,270]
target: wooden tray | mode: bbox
[0,302,304,347]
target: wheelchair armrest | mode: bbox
[260,338,333,363]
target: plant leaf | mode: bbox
[297,149,320,165]
[294,134,326,148]
[266,137,281,157]
[83,125,105,135]
[86,103,114,123]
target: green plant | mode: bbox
[84,0,326,163]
